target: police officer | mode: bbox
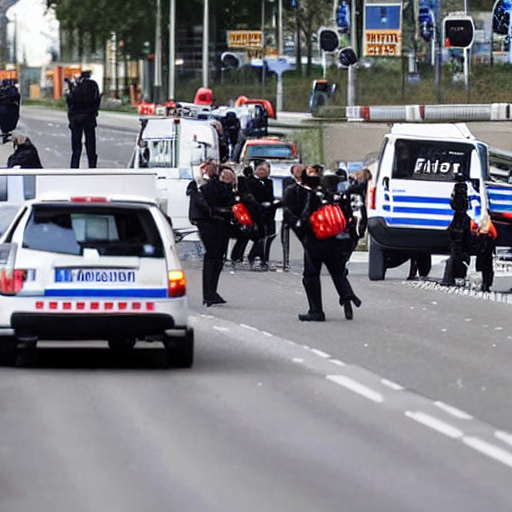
[187,162,234,306]
[66,70,101,168]
[283,165,361,321]
[281,163,306,271]
[0,79,21,143]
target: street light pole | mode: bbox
[169,0,176,100]
[202,0,209,88]
[154,0,162,103]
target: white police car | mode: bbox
[0,171,193,368]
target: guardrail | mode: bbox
[344,103,512,122]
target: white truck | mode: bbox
[128,116,222,233]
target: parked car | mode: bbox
[0,170,194,368]
[234,136,301,199]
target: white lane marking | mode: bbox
[463,437,512,469]
[405,411,464,439]
[311,349,330,358]
[434,401,473,420]
[292,358,305,364]
[327,375,384,403]
[495,431,512,448]
[213,326,230,332]
[381,379,404,391]
[330,359,346,367]
[240,323,258,332]
[261,331,273,337]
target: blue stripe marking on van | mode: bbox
[487,185,512,214]
[44,288,168,298]
[391,195,451,205]
[384,217,450,227]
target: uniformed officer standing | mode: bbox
[66,70,101,168]
[283,165,361,321]
[187,162,234,306]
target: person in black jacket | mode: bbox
[282,165,361,322]
[7,135,43,168]
[281,163,306,271]
[66,70,101,168]
[245,160,278,271]
[187,161,235,306]
[0,79,21,143]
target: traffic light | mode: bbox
[336,2,350,33]
[418,3,434,43]
[318,28,340,53]
[337,47,358,68]
[493,0,512,36]
[443,16,475,48]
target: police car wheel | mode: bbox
[0,337,18,367]
[164,327,194,369]
[368,236,386,281]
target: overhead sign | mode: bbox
[363,1,402,57]
[227,30,263,50]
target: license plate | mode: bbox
[55,268,136,283]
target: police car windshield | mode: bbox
[22,204,164,257]
[246,144,295,160]
[393,139,473,181]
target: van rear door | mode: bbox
[382,138,476,231]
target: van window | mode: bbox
[143,138,178,168]
[0,176,7,201]
[22,205,164,257]
[477,143,489,181]
[393,139,472,181]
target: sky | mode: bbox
[7,0,59,67]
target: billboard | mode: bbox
[227,31,263,50]
[363,2,402,57]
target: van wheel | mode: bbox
[164,327,194,369]
[417,253,432,277]
[368,236,386,281]
[0,337,18,367]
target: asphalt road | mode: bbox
[1,107,512,511]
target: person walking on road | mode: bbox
[282,164,361,322]
[66,70,101,168]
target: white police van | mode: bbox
[366,123,510,280]
[128,115,221,234]
[0,169,193,368]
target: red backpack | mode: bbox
[232,202,253,226]
[309,204,346,239]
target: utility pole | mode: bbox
[154,0,162,103]
[169,0,176,100]
[202,0,209,88]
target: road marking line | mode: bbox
[240,323,258,332]
[495,431,512,448]
[213,326,229,332]
[434,401,473,420]
[381,379,404,391]
[405,411,464,439]
[330,359,346,367]
[463,437,512,468]
[292,358,304,364]
[327,375,384,403]
[261,331,273,337]
[311,349,330,358]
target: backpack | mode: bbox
[69,78,99,107]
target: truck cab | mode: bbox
[128,116,221,232]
